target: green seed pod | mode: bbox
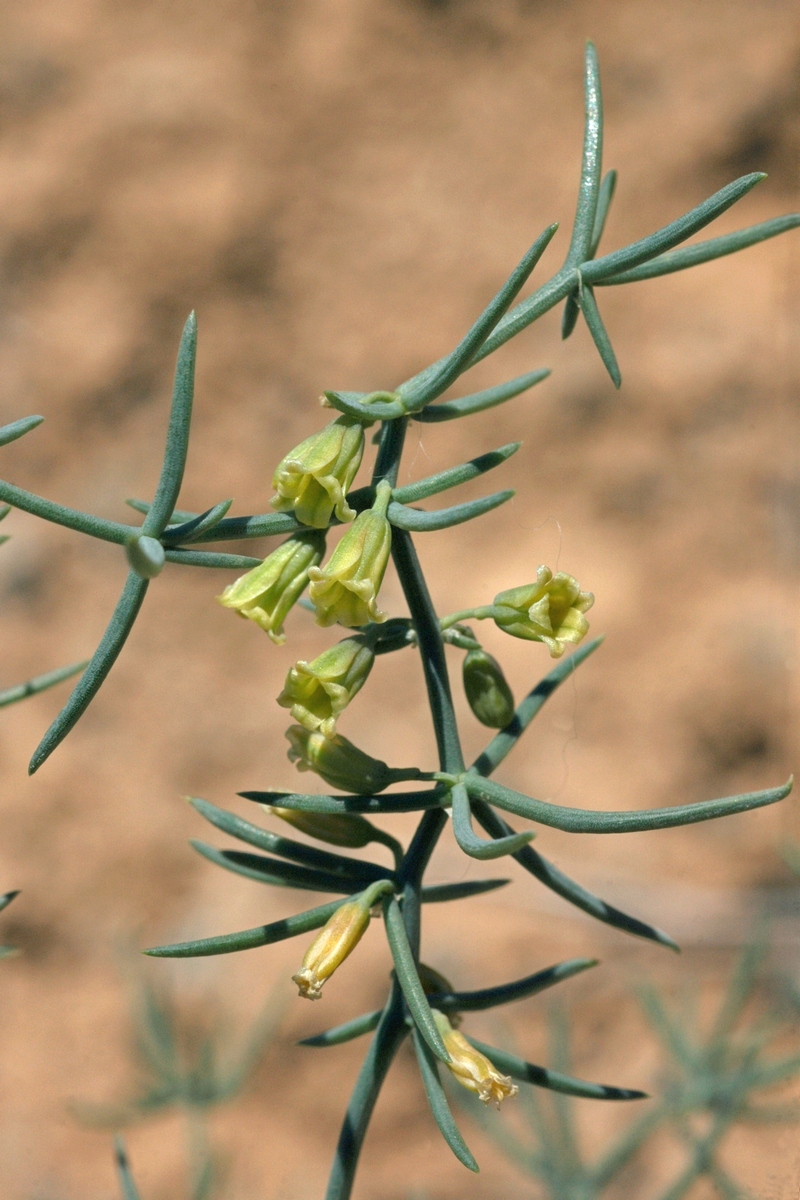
[462,648,515,728]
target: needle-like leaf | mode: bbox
[114,1137,142,1200]
[564,42,604,268]
[0,414,44,446]
[238,788,447,815]
[0,660,88,709]
[163,548,263,569]
[412,1027,479,1172]
[300,1011,382,1047]
[388,490,514,532]
[428,958,598,1014]
[390,443,520,505]
[589,169,618,258]
[383,895,451,1063]
[467,1038,647,1100]
[412,369,550,423]
[161,499,233,545]
[142,313,197,537]
[190,841,378,893]
[145,897,349,958]
[451,781,533,860]
[578,285,622,387]
[0,479,134,544]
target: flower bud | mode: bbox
[293,880,393,1000]
[286,725,422,794]
[431,1010,518,1107]
[277,636,375,738]
[462,648,515,728]
[271,416,365,528]
[264,805,377,849]
[308,481,392,629]
[217,530,326,644]
[493,565,594,658]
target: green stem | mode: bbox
[439,606,495,631]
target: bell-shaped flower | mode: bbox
[431,1010,518,1107]
[277,635,375,738]
[462,647,515,728]
[263,805,378,849]
[271,415,365,528]
[493,565,594,658]
[308,480,392,628]
[217,530,326,644]
[285,725,424,795]
[293,880,394,1000]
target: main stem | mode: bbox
[324,419,465,1200]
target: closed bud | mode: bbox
[286,725,422,795]
[431,1010,518,1107]
[125,533,165,579]
[493,565,594,658]
[271,416,365,528]
[264,805,377,849]
[462,647,515,728]
[293,880,393,1000]
[277,636,374,738]
[308,480,392,629]
[217,530,326,644]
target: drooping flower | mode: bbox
[285,725,423,795]
[217,530,326,644]
[492,565,594,657]
[277,636,374,738]
[431,1010,518,1107]
[308,480,393,628]
[462,647,515,728]
[264,804,378,849]
[292,880,393,1000]
[271,416,365,528]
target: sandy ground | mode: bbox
[0,0,798,1196]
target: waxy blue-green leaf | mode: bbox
[412,369,550,423]
[598,212,800,285]
[161,499,233,546]
[420,879,510,903]
[467,1037,647,1100]
[473,637,603,777]
[189,797,393,884]
[300,1010,382,1048]
[451,781,533,860]
[114,1137,142,1200]
[399,223,559,410]
[163,548,263,569]
[561,294,581,340]
[390,443,520,505]
[471,799,679,949]
[142,313,197,537]
[0,660,88,709]
[0,479,135,545]
[578,285,621,387]
[146,897,349,958]
[589,168,618,258]
[29,570,148,774]
[323,390,405,423]
[125,498,196,523]
[128,499,304,542]
[428,957,598,1014]
[411,1026,479,1172]
[388,490,514,533]
[465,773,793,834]
[0,414,44,447]
[190,840,377,894]
[383,895,451,1063]
[0,890,19,914]
[239,788,447,815]
[564,41,604,268]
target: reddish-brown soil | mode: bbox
[0,1,797,1197]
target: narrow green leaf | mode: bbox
[142,313,197,537]
[467,1037,647,1100]
[145,897,347,958]
[0,479,135,544]
[412,369,550,423]
[0,504,11,522]
[300,1010,382,1047]
[192,511,304,542]
[239,788,447,815]
[583,172,766,283]
[383,896,451,1063]
[114,1137,142,1200]
[597,213,800,284]
[323,390,404,423]
[388,490,514,532]
[411,1027,479,1172]
[29,570,149,774]
[0,415,44,447]
[561,293,581,340]
[190,840,374,894]
[472,800,678,950]
[589,168,618,257]
[188,797,393,884]
[466,774,793,834]
[125,498,197,523]
[421,878,510,903]
[400,224,559,409]
[565,42,604,267]
[451,781,533,860]
[0,890,19,914]
[429,958,598,1013]
[392,443,520,505]
[473,637,603,777]
[0,660,88,709]
[161,499,233,546]
[578,285,621,387]
[163,548,263,569]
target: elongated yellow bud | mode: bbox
[431,1010,518,1107]
[265,805,377,849]
[293,880,393,1000]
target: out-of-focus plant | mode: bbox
[75,972,282,1200]
[460,939,800,1199]
[0,38,796,1199]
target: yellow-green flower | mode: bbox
[264,805,379,848]
[217,530,326,644]
[493,565,594,658]
[308,480,392,628]
[462,647,515,728]
[277,636,374,738]
[286,725,423,794]
[293,880,393,1000]
[431,1010,518,1107]
[271,416,365,528]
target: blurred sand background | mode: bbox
[0,0,797,1196]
